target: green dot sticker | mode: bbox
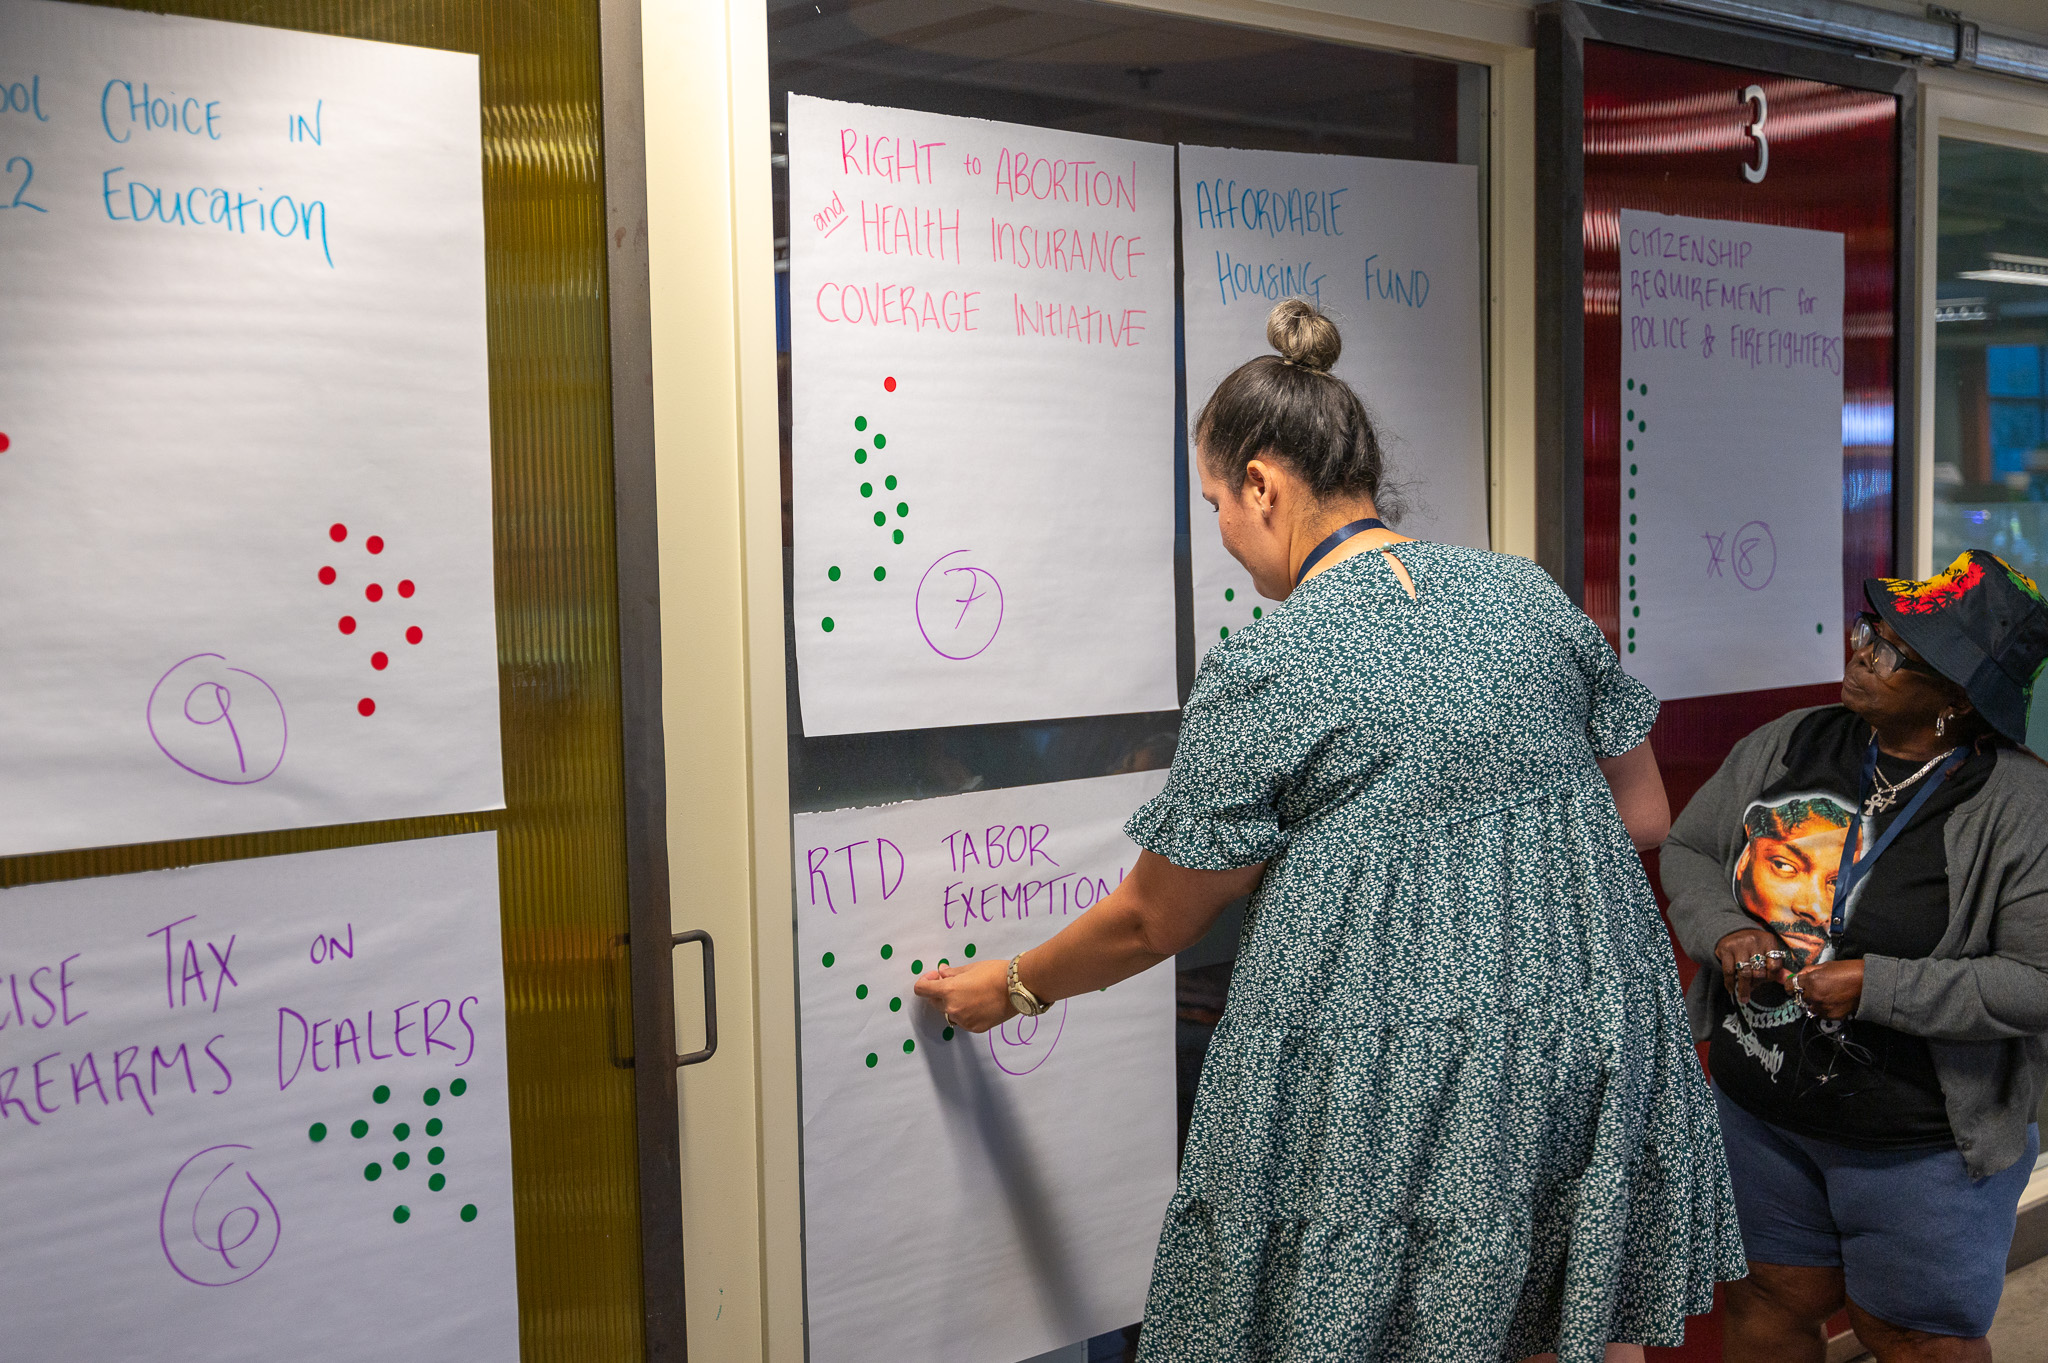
[393,1205,411,1224]
[1626,410,1634,422]
[429,1146,446,1166]
[873,512,886,527]
[364,1163,382,1182]
[864,1053,878,1068]
[1628,643,1636,653]
[1633,606,1641,617]
[373,1085,391,1104]
[910,958,923,973]
[429,1173,447,1192]
[1629,590,1637,600]
[1627,378,1636,391]
[1628,627,1636,638]
[1626,440,1635,452]
[1630,514,1638,525]
[873,433,886,449]
[880,944,894,959]
[854,416,867,432]
[394,1151,411,1171]
[942,1026,956,1040]
[1629,554,1637,565]
[885,475,897,490]
[1638,421,1646,433]
[1629,465,1637,476]
[1629,533,1637,544]
[964,944,976,958]
[423,1088,441,1107]
[1224,588,1234,602]
[1252,607,1263,619]
[395,1122,411,1141]
[856,984,868,999]
[873,566,886,582]
[426,1119,443,1137]
[822,951,835,968]
[889,997,902,1012]
[1817,623,1825,634]
[1220,626,1230,640]
[308,1122,328,1143]
[822,617,836,633]
[902,1039,915,1054]
[351,1119,369,1139]
[827,566,840,582]
[895,502,909,518]
[460,1205,478,1223]
[892,529,904,544]
[855,449,867,464]
[860,482,873,497]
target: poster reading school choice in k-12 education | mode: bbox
[793,771,1176,1363]
[0,0,503,857]
[787,95,1178,735]
[0,833,516,1363]
[1179,145,1487,653]
[1618,209,1846,700]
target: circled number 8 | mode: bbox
[1741,84,1769,183]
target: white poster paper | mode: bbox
[794,771,1176,1363]
[1618,209,1846,699]
[0,0,502,857]
[787,96,1178,735]
[0,832,516,1362]
[1179,145,1487,651]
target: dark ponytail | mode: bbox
[1193,299,1400,519]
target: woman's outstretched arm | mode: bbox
[913,849,1265,1031]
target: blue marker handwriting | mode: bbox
[101,167,333,267]
[1192,178,1344,238]
[2,76,49,123]
[102,80,222,143]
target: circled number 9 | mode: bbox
[1741,84,1769,183]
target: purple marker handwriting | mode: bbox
[915,550,1003,661]
[1732,521,1777,591]
[160,1144,281,1286]
[147,653,287,785]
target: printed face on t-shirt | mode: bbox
[1732,793,1855,968]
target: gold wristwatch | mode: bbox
[1006,956,1050,1016]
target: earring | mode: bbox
[1937,712,1949,738]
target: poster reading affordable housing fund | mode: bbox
[0,0,503,858]
[0,833,516,1363]
[793,771,1176,1363]
[1619,209,1846,699]
[1179,145,1487,652]
[787,95,1178,735]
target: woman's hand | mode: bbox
[913,959,1014,1034]
[1714,928,1794,1005]
[1794,960,1864,1020]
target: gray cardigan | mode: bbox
[1661,706,2048,1178]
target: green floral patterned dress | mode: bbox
[1128,541,1744,1363]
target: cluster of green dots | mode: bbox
[825,400,914,635]
[1624,379,1648,653]
[308,1079,475,1226]
[826,941,974,1069]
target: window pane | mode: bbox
[1933,138,2048,583]
[1986,343,2044,397]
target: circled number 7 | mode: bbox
[1741,85,1768,184]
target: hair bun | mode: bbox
[1267,298,1341,373]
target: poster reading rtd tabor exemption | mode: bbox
[1619,209,1845,700]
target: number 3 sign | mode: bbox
[1741,83,1769,182]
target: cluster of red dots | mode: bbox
[317,522,423,716]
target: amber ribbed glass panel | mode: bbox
[0,1,644,1358]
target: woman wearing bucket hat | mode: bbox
[1663,549,2048,1362]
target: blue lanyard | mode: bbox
[1826,738,1968,941]
[1293,517,1389,587]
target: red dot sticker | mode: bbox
[357,698,376,717]
[329,523,348,543]
[371,652,389,671]
[397,580,415,599]
[318,566,337,585]
[365,583,383,603]
[0,433,11,452]
[366,535,385,555]
[883,376,896,392]
[339,616,357,635]
[405,626,423,645]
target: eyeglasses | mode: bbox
[1850,613,1942,681]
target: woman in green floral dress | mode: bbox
[917,300,1745,1361]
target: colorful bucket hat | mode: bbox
[1866,550,2048,747]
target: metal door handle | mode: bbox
[671,929,717,1067]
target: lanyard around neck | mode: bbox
[1293,517,1389,588]
[1826,738,1967,941]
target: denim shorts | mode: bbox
[1715,1087,2038,1336]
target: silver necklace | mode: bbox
[1864,749,1951,817]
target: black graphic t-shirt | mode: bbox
[1707,706,1993,1149]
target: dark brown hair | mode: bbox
[1193,299,1401,518]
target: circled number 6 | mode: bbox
[1741,84,1768,183]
